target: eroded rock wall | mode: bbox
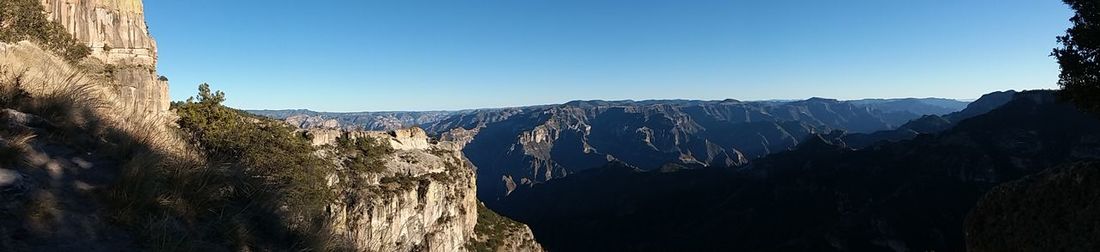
[39,0,156,66]
[321,128,542,251]
[39,0,169,118]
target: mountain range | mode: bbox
[252,91,1098,251]
[491,90,1100,251]
[252,97,971,199]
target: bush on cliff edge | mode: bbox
[0,0,91,62]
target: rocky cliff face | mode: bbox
[326,132,478,251]
[39,0,156,66]
[462,99,933,199]
[313,127,541,251]
[38,0,168,118]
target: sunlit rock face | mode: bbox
[40,0,157,66]
[327,138,479,251]
[39,0,169,118]
[318,127,542,251]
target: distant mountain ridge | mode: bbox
[492,90,1100,251]
[249,97,968,132]
[841,91,1019,148]
[850,97,970,116]
[252,96,971,200]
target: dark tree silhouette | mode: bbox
[1054,0,1100,116]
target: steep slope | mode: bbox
[462,98,935,199]
[493,91,1100,251]
[0,42,182,251]
[841,90,1019,148]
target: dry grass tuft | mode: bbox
[0,133,33,165]
[0,42,204,249]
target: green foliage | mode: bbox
[467,203,526,252]
[1055,0,1100,116]
[0,0,91,62]
[106,83,345,251]
[2,70,348,250]
[334,132,395,175]
[174,82,335,226]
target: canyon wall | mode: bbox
[318,128,542,251]
[39,0,169,118]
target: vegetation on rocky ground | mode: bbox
[467,203,527,252]
[966,161,1100,252]
[0,66,179,250]
[334,131,394,174]
[117,83,346,251]
[0,0,90,62]
[1,71,349,250]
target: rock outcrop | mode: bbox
[39,0,156,66]
[38,0,169,118]
[326,132,478,251]
[317,127,541,251]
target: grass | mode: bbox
[1,49,348,251]
[111,83,349,251]
[0,132,33,167]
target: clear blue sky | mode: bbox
[145,0,1072,112]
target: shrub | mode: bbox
[166,83,341,250]
[335,132,395,174]
[0,0,91,62]
[467,203,527,252]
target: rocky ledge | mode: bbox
[318,127,542,251]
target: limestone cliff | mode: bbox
[38,0,168,118]
[39,0,156,66]
[316,127,542,251]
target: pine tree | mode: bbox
[1054,0,1100,116]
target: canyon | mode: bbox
[255,97,973,200]
[1,0,541,250]
[3,0,1095,251]
[492,91,1100,251]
